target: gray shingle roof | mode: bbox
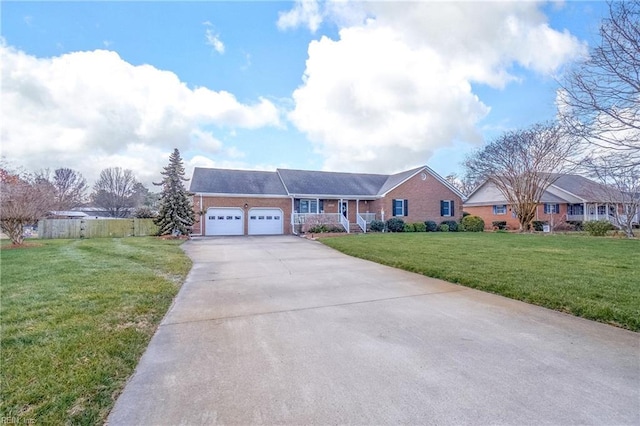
[277,168,388,197]
[377,166,424,195]
[189,168,288,195]
[190,165,461,199]
[550,174,620,202]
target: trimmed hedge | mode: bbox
[492,220,507,230]
[386,218,405,232]
[584,220,615,236]
[424,220,438,232]
[369,220,385,232]
[413,222,426,232]
[461,215,484,232]
[440,220,458,232]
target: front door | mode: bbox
[341,201,348,220]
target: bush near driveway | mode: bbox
[320,232,640,331]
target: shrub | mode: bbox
[440,220,458,232]
[424,220,438,232]
[439,224,450,232]
[532,221,546,232]
[386,218,405,232]
[404,223,416,232]
[133,207,157,218]
[553,221,575,232]
[307,224,328,233]
[567,221,584,232]
[369,220,385,232]
[492,221,507,230]
[413,222,426,232]
[307,224,345,233]
[461,215,485,232]
[584,220,614,237]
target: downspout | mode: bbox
[291,196,295,235]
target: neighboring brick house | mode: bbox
[464,174,639,230]
[189,166,464,236]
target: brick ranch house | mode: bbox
[189,166,464,236]
[464,174,640,230]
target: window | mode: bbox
[493,205,507,215]
[568,204,583,216]
[440,200,454,217]
[597,205,607,215]
[392,199,408,216]
[299,199,319,213]
[544,203,560,214]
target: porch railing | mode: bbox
[359,213,376,223]
[293,213,341,225]
[339,213,349,233]
[357,214,367,233]
[566,214,615,222]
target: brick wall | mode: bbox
[464,205,520,230]
[465,203,569,230]
[383,172,463,224]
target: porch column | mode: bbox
[583,202,587,222]
[595,203,599,220]
[356,199,359,217]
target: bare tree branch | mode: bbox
[557,1,640,167]
[1,171,54,245]
[91,167,141,218]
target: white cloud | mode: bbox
[277,0,323,33]
[205,28,225,54]
[0,43,280,188]
[285,1,587,173]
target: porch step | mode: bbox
[349,223,364,233]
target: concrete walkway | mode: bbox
[108,236,639,425]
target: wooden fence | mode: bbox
[37,219,159,239]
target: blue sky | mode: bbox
[1,1,608,188]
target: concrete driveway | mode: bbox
[108,236,639,425]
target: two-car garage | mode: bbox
[205,208,283,236]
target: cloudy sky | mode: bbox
[1,1,607,189]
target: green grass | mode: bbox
[0,237,192,424]
[320,232,640,331]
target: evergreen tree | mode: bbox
[153,149,195,236]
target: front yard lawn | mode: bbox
[320,232,639,332]
[0,237,192,424]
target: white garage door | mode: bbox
[248,208,283,235]
[206,208,244,236]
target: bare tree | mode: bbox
[445,173,478,198]
[464,123,580,231]
[584,154,639,238]
[35,168,88,210]
[91,167,141,218]
[1,170,54,245]
[557,1,640,167]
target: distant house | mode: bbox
[70,207,134,219]
[464,174,639,229]
[189,166,464,236]
[46,211,89,219]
